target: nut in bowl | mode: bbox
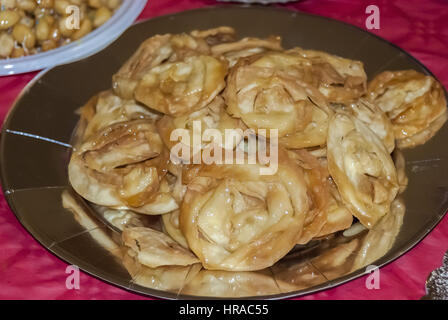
[63,24,447,296]
[0,0,146,75]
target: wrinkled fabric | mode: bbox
[1,0,448,300]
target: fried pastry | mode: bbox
[327,113,399,228]
[112,33,213,99]
[288,47,367,103]
[190,26,237,46]
[67,27,448,280]
[77,90,160,142]
[135,54,228,116]
[161,210,189,248]
[179,149,309,271]
[157,96,246,162]
[122,248,201,292]
[279,101,333,149]
[352,198,405,269]
[212,36,283,67]
[289,150,352,243]
[367,70,447,148]
[396,110,447,148]
[181,269,281,297]
[69,120,179,215]
[332,99,395,153]
[122,227,199,268]
[224,51,329,138]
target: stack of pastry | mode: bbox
[68,27,447,273]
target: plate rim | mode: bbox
[1,4,447,300]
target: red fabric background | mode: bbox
[1,0,447,300]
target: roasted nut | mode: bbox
[0,10,21,30]
[11,46,26,58]
[71,18,92,40]
[36,18,50,41]
[38,0,55,9]
[93,6,112,28]
[88,0,103,9]
[54,0,71,16]
[0,32,14,57]
[58,16,75,37]
[12,23,36,49]
[0,0,121,59]
[19,16,34,28]
[107,0,120,9]
[41,38,57,51]
[1,0,17,9]
[17,0,38,12]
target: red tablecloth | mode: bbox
[1,0,448,300]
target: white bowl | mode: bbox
[0,0,147,76]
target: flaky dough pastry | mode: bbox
[68,27,446,274]
[179,149,309,271]
[367,70,447,148]
[327,113,399,228]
